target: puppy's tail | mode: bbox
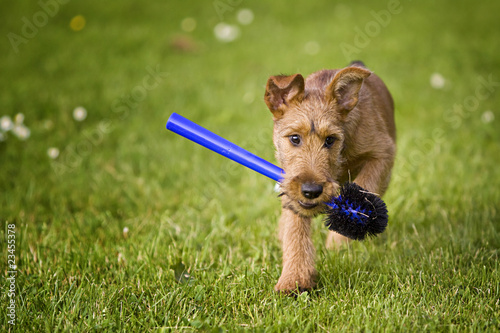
[349,60,366,68]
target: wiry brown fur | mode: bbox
[264,62,396,293]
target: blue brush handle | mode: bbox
[166,113,284,182]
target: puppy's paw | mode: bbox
[274,272,316,294]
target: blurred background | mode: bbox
[0,0,499,329]
[1,0,498,222]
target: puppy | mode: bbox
[264,61,396,292]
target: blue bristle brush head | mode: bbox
[324,182,388,240]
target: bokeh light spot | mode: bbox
[70,15,86,32]
[47,147,60,159]
[237,9,254,25]
[181,17,197,32]
[304,41,320,55]
[73,106,87,121]
[214,23,240,43]
[481,110,494,123]
[430,73,445,89]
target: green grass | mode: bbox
[1,0,499,331]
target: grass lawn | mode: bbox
[1,0,499,331]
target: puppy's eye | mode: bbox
[289,135,301,146]
[324,136,336,148]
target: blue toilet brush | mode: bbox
[166,113,388,240]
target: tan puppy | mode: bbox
[264,61,396,293]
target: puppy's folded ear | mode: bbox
[264,74,304,119]
[326,66,371,113]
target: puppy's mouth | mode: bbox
[279,178,339,217]
[298,200,319,209]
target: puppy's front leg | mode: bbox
[326,157,394,248]
[275,207,317,293]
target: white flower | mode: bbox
[430,73,445,89]
[73,106,87,121]
[481,110,494,123]
[0,116,14,131]
[237,9,254,25]
[12,125,30,140]
[47,147,60,159]
[214,23,240,43]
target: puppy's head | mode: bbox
[264,66,371,217]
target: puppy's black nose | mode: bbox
[301,183,323,199]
